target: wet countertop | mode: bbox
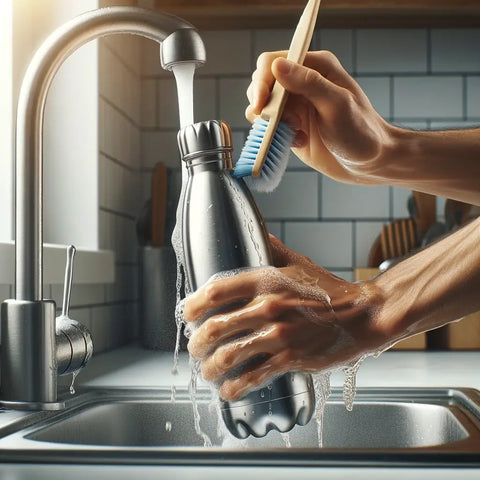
[3,345,480,479]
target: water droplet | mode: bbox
[69,370,79,395]
[165,421,172,432]
[260,390,265,398]
[281,433,292,448]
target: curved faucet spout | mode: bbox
[16,6,206,301]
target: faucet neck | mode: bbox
[15,6,205,301]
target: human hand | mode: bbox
[246,51,396,185]
[184,235,387,401]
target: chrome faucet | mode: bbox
[0,6,206,410]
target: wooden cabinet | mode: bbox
[151,1,480,29]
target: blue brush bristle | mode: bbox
[233,118,295,193]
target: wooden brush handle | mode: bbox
[252,0,321,177]
[261,0,321,122]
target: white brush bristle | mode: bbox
[233,118,294,193]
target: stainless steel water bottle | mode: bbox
[177,120,315,439]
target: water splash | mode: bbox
[188,357,213,447]
[343,356,365,412]
[312,371,331,447]
[171,293,186,376]
[281,432,292,448]
[69,370,79,395]
[170,385,177,404]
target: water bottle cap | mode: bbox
[177,120,232,166]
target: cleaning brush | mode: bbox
[233,0,321,192]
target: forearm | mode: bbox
[370,217,480,345]
[382,127,480,205]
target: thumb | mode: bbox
[272,57,333,104]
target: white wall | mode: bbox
[9,0,99,248]
[0,0,13,241]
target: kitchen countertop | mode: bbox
[77,344,480,391]
[3,345,480,479]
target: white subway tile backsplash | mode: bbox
[100,159,140,219]
[96,21,146,353]
[392,187,412,219]
[115,216,138,264]
[437,196,447,220]
[113,265,138,303]
[287,151,310,170]
[141,79,157,128]
[100,157,120,211]
[91,304,115,352]
[355,76,391,118]
[356,29,428,74]
[125,171,142,219]
[157,78,180,128]
[393,76,463,119]
[231,130,247,160]
[322,177,390,219]
[317,29,353,73]
[254,171,319,220]
[266,222,282,240]
[100,43,139,122]
[430,120,480,130]
[100,101,140,169]
[109,303,137,349]
[219,77,251,128]
[141,37,168,77]
[253,29,294,62]
[141,130,180,169]
[431,29,480,73]
[99,210,116,251]
[102,35,141,74]
[68,307,92,332]
[284,222,353,268]
[330,270,354,282]
[392,121,429,131]
[355,222,384,268]
[0,284,11,302]
[100,100,114,158]
[466,77,480,118]
[197,31,252,76]
[194,78,217,123]
[51,283,106,309]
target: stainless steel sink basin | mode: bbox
[0,387,479,467]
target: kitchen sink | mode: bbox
[0,387,479,466]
